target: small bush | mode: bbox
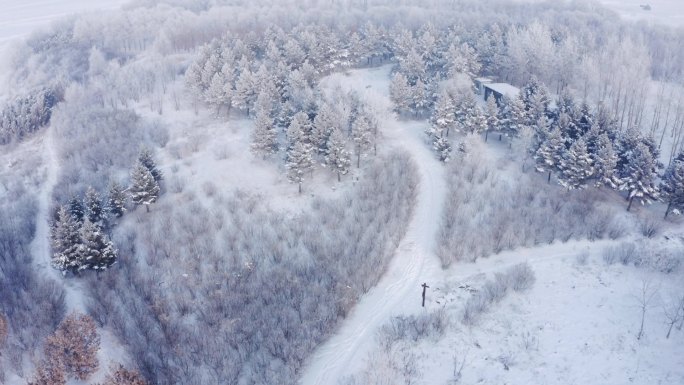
[603,242,638,266]
[639,217,661,239]
[508,262,535,292]
[463,263,535,325]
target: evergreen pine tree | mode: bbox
[428,91,455,139]
[286,141,314,194]
[593,133,621,190]
[558,137,594,190]
[504,95,527,139]
[389,72,411,114]
[622,142,659,211]
[324,127,351,181]
[312,102,338,156]
[138,148,163,184]
[433,136,452,162]
[68,196,85,222]
[351,112,373,168]
[78,219,117,272]
[106,181,127,219]
[51,206,83,275]
[84,187,103,224]
[660,153,684,218]
[484,95,499,142]
[129,162,160,212]
[251,93,279,158]
[535,128,565,183]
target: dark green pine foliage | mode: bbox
[51,206,83,275]
[79,219,117,271]
[138,148,163,183]
[660,152,684,218]
[68,195,85,222]
[106,181,127,218]
[84,186,103,224]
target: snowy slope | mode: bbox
[0,0,130,44]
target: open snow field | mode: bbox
[0,0,130,44]
[598,0,684,27]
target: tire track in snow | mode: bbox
[300,66,447,385]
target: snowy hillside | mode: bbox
[0,1,683,385]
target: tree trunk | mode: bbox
[337,172,341,182]
[146,204,150,213]
[499,134,502,141]
[638,307,646,340]
[547,171,551,183]
[627,196,634,212]
[485,131,489,142]
[667,320,676,338]
[664,201,672,219]
[298,182,302,194]
[357,152,361,168]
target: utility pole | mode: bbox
[421,282,429,307]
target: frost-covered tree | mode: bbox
[206,71,231,116]
[352,112,373,168]
[558,137,594,190]
[312,102,338,156]
[593,133,621,190]
[389,72,411,114]
[324,127,351,181]
[233,68,256,115]
[106,181,126,219]
[410,79,428,116]
[433,136,452,162]
[484,95,499,142]
[660,153,684,218]
[465,105,487,135]
[129,162,160,212]
[429,91,455,139]
[622,143,659,211]
[78,219,117,272]
[535,128,564,183]
[251,92,279,158]
[286,140,314,194]
[84,187,103,224]
[51,206,82,275]
[503,95,527,139]
[68,196,85,222]
[287,111,313,149]
[138,148,163,184]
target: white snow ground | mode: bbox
[0,0,130,44]
[597,0,684,27]
[302,66,684,385]
[300,65,447,384]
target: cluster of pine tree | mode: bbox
[488,77,684,216]
[186,29,381,192]
[0,87,62,145]
[50,149,163,275]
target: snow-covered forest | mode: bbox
[0,0,683,384]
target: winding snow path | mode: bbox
[29,124,86,312]
[301,66,447,385]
